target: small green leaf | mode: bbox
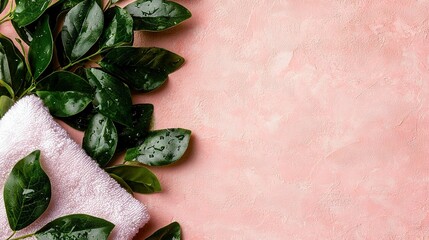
[85,68,132,126]
[125,128,191,166]
[35,214,115,239]
[60,104,96,131]
[0,95,14,118]
[125,0,191,32]
[109,173,133,194]
[99,47,184,91]
[36,71,93,117]
[12,0,51,27]
[105,164,161,194]
[0,35,27,94]
[4,150,51,231]
[99,6,133,49]
[83,113,118,166]
[146,222,181,240]
[29,15,53,80]
[117,104,153,151]
[61,0,104,61]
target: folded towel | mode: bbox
[0,95,149,239]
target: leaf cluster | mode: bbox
[0,0,192,238]
[0,0,192,195]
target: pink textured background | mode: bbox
[7,0,429,239]
[124,0,429,238]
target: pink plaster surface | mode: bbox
[15,0,429,239]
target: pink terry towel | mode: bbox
[0,95,149,239]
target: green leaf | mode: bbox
[12,0,51,27]
[3,150,51,231]
[59,104,96,131]
[0,35,27,94]
[61,0,103,61]
[146,222,181,240]
[105,164,161,194]
[28,15,53,80]
[0,95,13,118]
[108,173,133,194]
[125,128,191,166]
[83,113,118,166]
[124,0,191,32]
[99,47,184,91]
[37,91,93,117]
[35,214,114,239]
[85,68,132,126]
[36,71,93,117]
[117,104,153,151]
[99,6,133,49]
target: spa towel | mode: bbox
[0,95,149,239]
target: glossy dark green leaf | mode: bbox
[28,15,53,80]
[146,222,181,240]
[105,164,161,194]
[37,71,92,92]
[4,150,51,231]
[85,68,132,126]
[12,0,51,27]
[0,0,7,13]
[37,91,93,117]
[83,113,118,166]
[35,214,114,239]
[117,104,153,151]
[109,173,133,194]
[0,35,27,93]
[124,0,191,32]
[36,71,93,117]
[0,95,13,118]
[61,0,103,61]
[99,47,184,91]
[60,104,96,131]
[99,6,133,49]
[125,128,191,166]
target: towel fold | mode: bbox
[0,95,149,239]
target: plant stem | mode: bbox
[0,0,15,25]
[5,231,16,240]
[18,84,35,99]
[62,49,104,70]
[9,233,35,240]
[0,17,10,25]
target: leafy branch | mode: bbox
[0,0,193,238]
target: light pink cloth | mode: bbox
[0,95,149,239]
